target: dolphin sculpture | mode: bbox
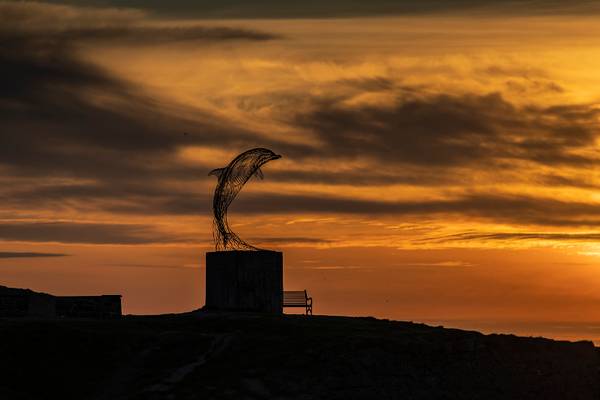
[209,148,281,251]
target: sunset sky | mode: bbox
[2,1,600,342]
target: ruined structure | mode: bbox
[0,286,121,318]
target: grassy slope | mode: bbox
[0,312,598,399]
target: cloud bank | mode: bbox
[1,1,599,249]
[32,0,600,18]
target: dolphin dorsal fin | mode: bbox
[208,168,226,178]
[254,167,264,180]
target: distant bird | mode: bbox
[209,148,281,250]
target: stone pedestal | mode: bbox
[205,250,283,313]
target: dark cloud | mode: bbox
[539,174,600,190]
[1,167,448,210]
[76,189,599,230]
[0,181,211,216]
[505,79,564,95]
[231,192,600,228]
[0,222,187,245]
[0,2,278,42]
[249,237,335,245]
[34,0,600,18]
[6,179,600,230]
[267,168,450,186]
[102,263,199,270]
[0,3,286,183]
[421,231,600,243]
[5,24,278,45]
[0,252,69,258]
[294,92,600,168]
[3,2,597,183]
[334,77,396,92]
[2,182,209,212]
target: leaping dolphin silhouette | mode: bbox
[209,148,281,250]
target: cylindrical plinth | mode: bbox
[205,250,283,313]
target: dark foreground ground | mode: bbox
[0,312,598,400]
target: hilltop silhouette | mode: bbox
[0,312,598,399]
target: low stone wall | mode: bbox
[56,296,122,318]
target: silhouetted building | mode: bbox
[205,250,283,313]
[0,286,121,318]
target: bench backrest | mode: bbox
[283,291,307,305]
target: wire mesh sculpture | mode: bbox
[209,148,281,251]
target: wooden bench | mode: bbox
[283,290,313,315]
